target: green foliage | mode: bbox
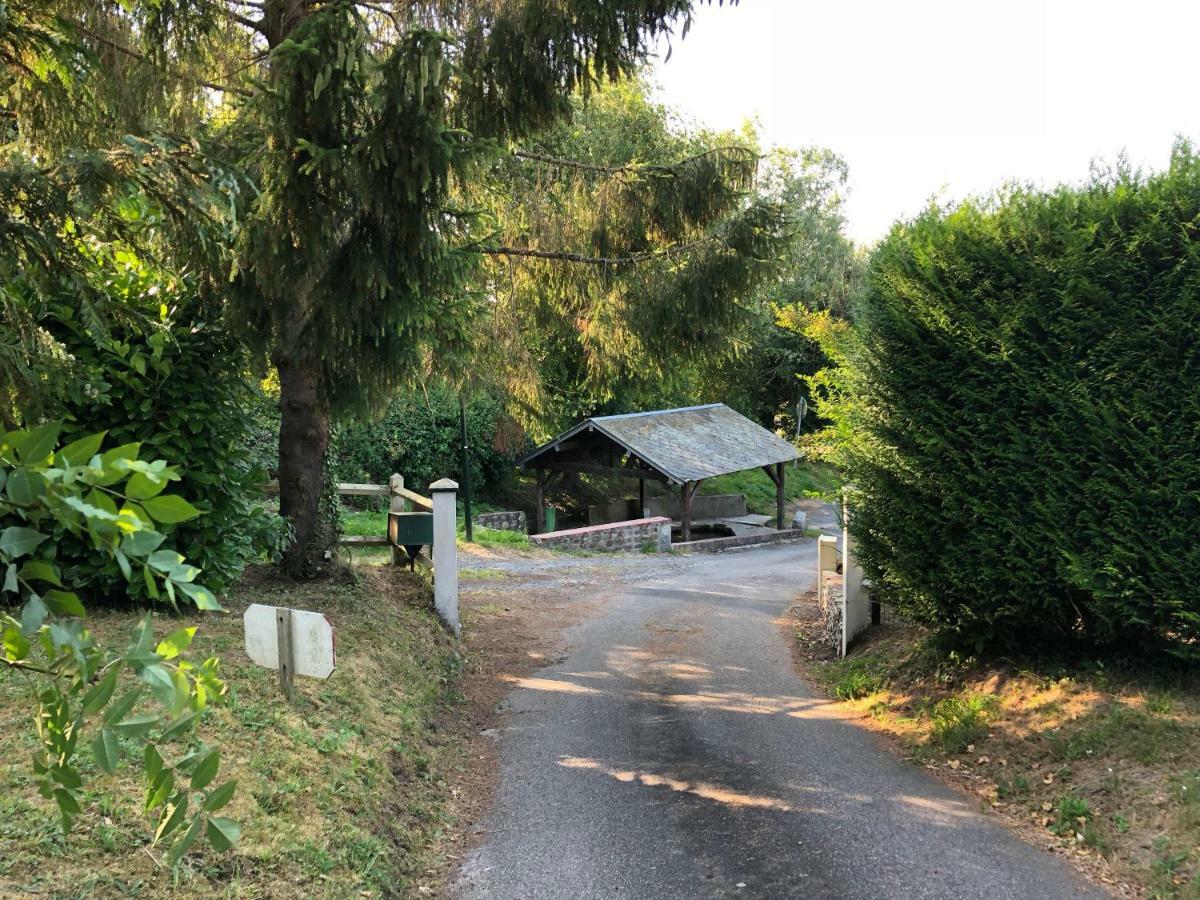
[1049,794,1091,837]
[333,385,525,499]
[470,78,793,437]
[810,142,1200,658]
[927,694,997,753]
[833,667,884,701]
[701,462,840,516]
[0,425,237,862]
[36,272,282,601]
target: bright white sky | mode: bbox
[651,0,1200,245]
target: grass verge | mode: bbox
[700,462,840,516]
[793,612,1200,897]
[0,564,465,898]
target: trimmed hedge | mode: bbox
[832,144,1200,658]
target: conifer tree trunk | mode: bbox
[276,351,331,576]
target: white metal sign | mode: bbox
[244,604,335,680]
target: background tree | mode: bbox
[467,78,794,438]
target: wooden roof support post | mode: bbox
[776,461,786,531]
[535,468,546,534]
[762,463,786,531]
[638,477,646,519]
[680,480,696,543]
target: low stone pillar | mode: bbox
[430,478,460,636]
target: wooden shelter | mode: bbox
[517,404,800,541]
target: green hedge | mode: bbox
[829,144,1200,658]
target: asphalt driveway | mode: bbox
[453,541,1105,899]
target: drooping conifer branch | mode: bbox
[476,234,719,266]
[511,145,759,177]
[65,20,252,97]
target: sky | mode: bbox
[651,0,1200,245]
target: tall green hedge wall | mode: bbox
[837,145,1200,658]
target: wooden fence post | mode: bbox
[388,473,406,566]
[430,478,460,636]
[276,606,295,700]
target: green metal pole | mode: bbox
[459,393,473,542]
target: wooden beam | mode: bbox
[680,481,695,542]
[535,468,546,534]
[775,462,786,531]
[638,478,646,518]
[760,465,781,488]
[536,461,668,482]
[337,482,391,497]
[392,485,433,511]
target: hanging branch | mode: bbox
[511,145,759,177]
[65,21,253,98]
[476,234,721,266]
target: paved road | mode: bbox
[454,541,1104,899]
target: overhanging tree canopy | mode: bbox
[4,0,784,575]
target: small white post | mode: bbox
[388,473,406,566]
[430,478,460,636]
[817,535,838,587]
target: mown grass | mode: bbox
[700,461,840,516]
[340,504,532,551]
[802,625,1200,896]
[0,565,464,898]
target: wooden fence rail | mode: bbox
[262,476,434,566]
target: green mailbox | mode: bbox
[389,511,434,547]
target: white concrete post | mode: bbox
[817,535,838,592]
[841,493,869,657]
[430,478,460,636]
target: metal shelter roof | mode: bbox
[518,403,799,485]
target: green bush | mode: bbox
[332,384,525,499]
[51,305,281,601]
[928,694,997,753]
[817,142,1200,658]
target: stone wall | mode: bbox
[530,516,672,552]
[474,510,526,533]
[819,571,844,655]
[673,527,804,553]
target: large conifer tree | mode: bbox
[4,0,782,573]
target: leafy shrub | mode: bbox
[834,667,884,701]
[813,142,1200,658]
[1049,794,1091,838]
[928,693,997,752]
[51,303,281,601]
[1,424,238,860]
[332,384,525,499]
